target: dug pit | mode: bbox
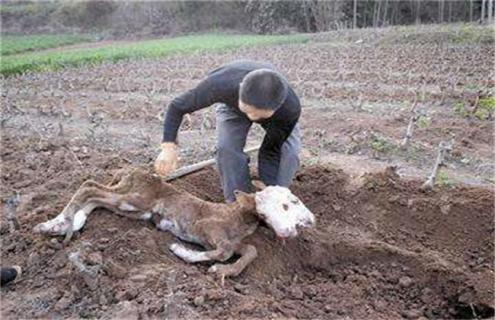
[1,165,494,319]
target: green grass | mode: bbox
[454,95,495,120]
[1,34,94,56]
[1,33,310,77]
[437,171,454,187]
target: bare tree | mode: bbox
[382,0,389,26]
[448,0,453,22]
[470,0,474,22]
[302,0,312,32]
[489,0,493,23]
[438,0,445,23]
[373,0,379,27]
[482,0,486,23]
[310,0,340,31]
[353,0,358,28]
[415,0,421,25]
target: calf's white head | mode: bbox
[236,182,315,238]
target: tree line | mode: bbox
[1,1,493,36]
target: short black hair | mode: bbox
[239,68,288,111]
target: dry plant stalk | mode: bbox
[401,94,419,147]
[470,93,481,117]
[421,139,454,190]
[6,193,21,233]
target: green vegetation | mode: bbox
[417,115,432,129]
[436,171,453,187]
[1,33,309,76]
[453,101,470,118]
[1,34,94,56]
[452,24,495,44]
[476,96,495,120]
[454,96,494,120]
[370,133,395,154]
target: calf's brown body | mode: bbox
[35,167,260,279]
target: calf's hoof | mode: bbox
[33,220,70,235]
[208,264,240,279]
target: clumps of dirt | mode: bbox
[1,165,494,319]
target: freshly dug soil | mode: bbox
[1,165,493,319]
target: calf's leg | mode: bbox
[169,241,234,263]
[208,244,257,278]
[33,186,143,238]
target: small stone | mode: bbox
[440,204,451,215]
[402,309,422,319]
[107,301,139,320]
[144,238,156,248]
[324,304,332,313]
[206,289,223,301]
[193,295,205,306]
[370,270,382,278]
[289,287,304,300]
[332,204,341,212]
[99,294,108,305]
[399,276,414,288]
[388,195,400,203]
[458,291,473,304]
[420,287,433,303]
[373,300,387,311]
[407,199,415,208]
[82,273,99,290]
[130,274,147,282]
[115,288,138,301]
[54,293,73,311]
[103,259,127,279]
[48,238,63,249]
[86,252,103,265]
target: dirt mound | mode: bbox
[1,166,494,319]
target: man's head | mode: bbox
[239,68,288,121]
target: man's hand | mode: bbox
[154,142,179,176]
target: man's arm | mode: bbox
[258,117,299,185]
[156,77,222,176]
[162,78,218,143]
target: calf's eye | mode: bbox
[282,203,289,211]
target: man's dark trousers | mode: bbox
[215,104,301,202]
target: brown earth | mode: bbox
[1,163,494,319]
[1,24,494,319]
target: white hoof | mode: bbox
[33,213,68,235]
[33,210,87,235]
[169,243,180,252]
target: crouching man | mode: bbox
[155,60,301,202]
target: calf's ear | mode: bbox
[251,180,267,191]
[234,190,255,208]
